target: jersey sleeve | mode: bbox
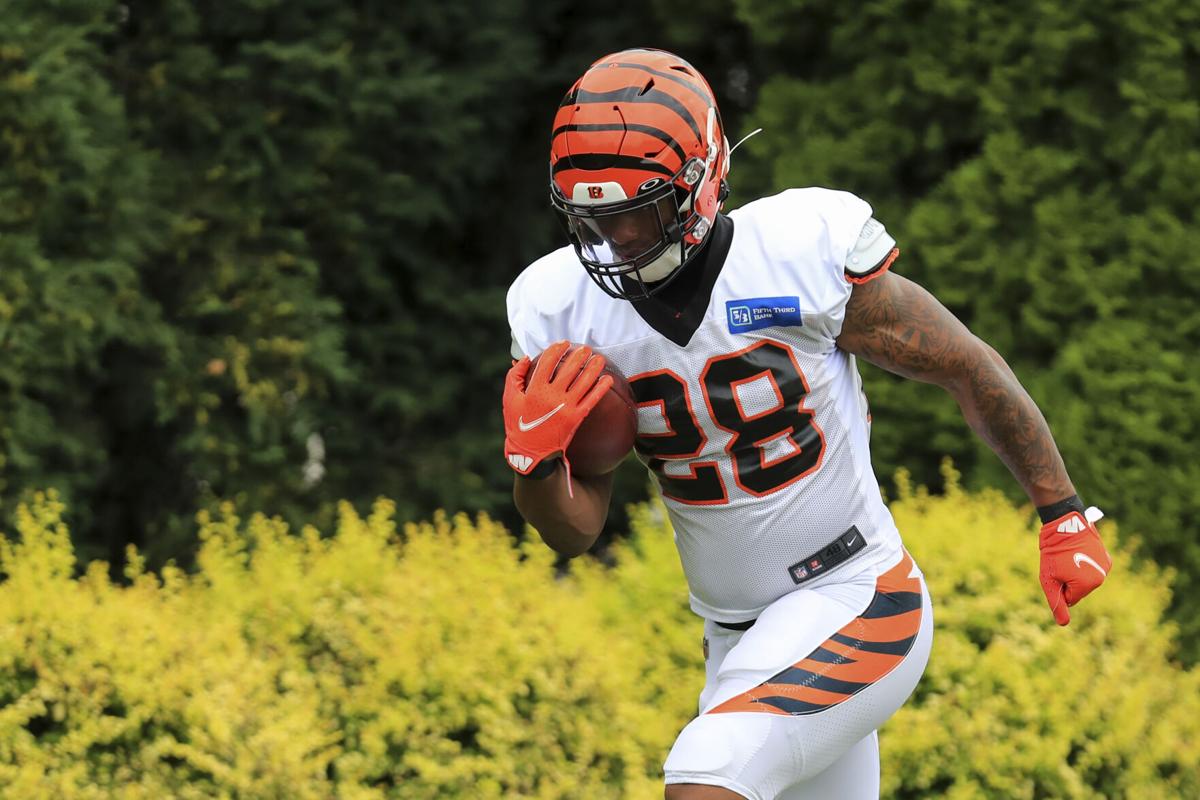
[505,247,583,360]
[844,216,899,284]
[803,189,900,337]
[755,188,886,341]
[792,188,898,284]
[506,274,542,360]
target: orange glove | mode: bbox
[502,341,612,486]
[1038,506,1112,626]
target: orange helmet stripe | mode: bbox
[562,86,703,143]
[551,123,689,167]
[600,60,713,105]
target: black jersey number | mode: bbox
[627,370,728,505]
[630,342,825,504]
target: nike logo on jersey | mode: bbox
[507,453,533,472]
[517,403,565,432]
[1073,552,1108,577]
[1057,515,1087,534]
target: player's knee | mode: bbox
[665,715,739,776]
[664,714,772,797]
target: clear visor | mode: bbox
[564,196,674,267]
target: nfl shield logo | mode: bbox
[791,564,809,581]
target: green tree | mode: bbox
[101,1,746,549]
[5,0,1196,659]
[0,3,174,565]
[3,1,689,563]
[728,0,1200,655]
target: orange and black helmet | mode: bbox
[550,49,730,300]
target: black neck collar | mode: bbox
[628,214,734,347]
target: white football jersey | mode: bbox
[507,188,905,622]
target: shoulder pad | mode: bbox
[844,217,898,283]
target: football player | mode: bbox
[500,48,1112,800]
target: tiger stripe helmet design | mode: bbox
[550,49,730,300]
[708,551,924,716]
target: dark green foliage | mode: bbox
[728,0,1200,654]
[0,1,691,561]
[0,1,1195,655]
[0,3,171,565]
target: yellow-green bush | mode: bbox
[0,477,1195,798]
[882,466,1200,799]
[0,493,701,799]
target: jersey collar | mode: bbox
[629,213,734,347]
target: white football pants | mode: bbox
[664,550,933,800]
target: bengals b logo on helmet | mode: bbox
[549,49,731,301]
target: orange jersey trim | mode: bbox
[845,246,900,285]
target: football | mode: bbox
[530,346,637,476]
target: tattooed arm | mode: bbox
[835,271,1075,506]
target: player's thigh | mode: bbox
[666,570,874,797]
[665,733,877,800]
[776,732,879,800]
[665,552,932,799]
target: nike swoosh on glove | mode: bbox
[502,341,613,490]
[1039,506,1113,626]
